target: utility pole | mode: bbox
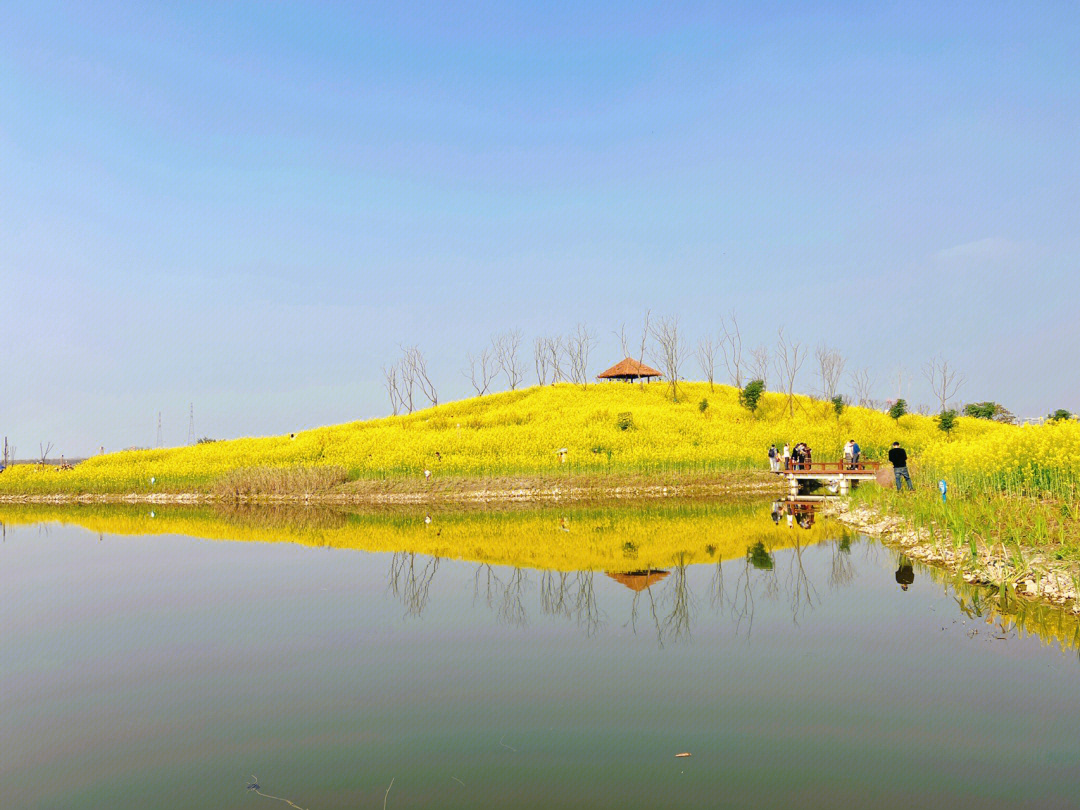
[3,436,7,466]
[187,403,195,446]
[156,412,163,449]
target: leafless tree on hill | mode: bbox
[38,441,54,467]
[650,315,684,402]
[565,324,596,388]
[533,337,551,385]
[382,364,405,415]
[695,335,718,390]
[492,330,524,391]
[774,328,807,418]
[849,367,875,407]
[719,312,745,388]
[465,347,497,395]
[814,344,846,400]
[749,344,770,387]
[403,345,438,407]
[923,356,965,413]
[615,322,632,359]
[545,336,566,383]
[636,310,652,389]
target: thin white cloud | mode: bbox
[933,237,1023,265]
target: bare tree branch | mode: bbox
[565,324,596,388]
[814,344,846,400]
[923,356,965,413]
[545,336,566,383]
[650,315,684,401]
[492,330,524,391]
[849,367,875,407]
[382,363,404,415]
[773,328,807,417]
[465,347,497,395]
[402,345,438,407]
[749,344,770,387]
[695,335,718,390]
[719,311,745,388]
[38,441,53,466]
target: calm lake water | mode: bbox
[2,503,1079,809]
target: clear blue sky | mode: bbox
[2,1,1078,456]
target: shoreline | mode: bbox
[0,470,786,506]
[823,499,1080,615]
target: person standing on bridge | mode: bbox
[843,440,854,469]
[889,441,914,491]
[768,444,779,472]
[850,439,861,469]
[782,443,791,470]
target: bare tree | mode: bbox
[892,365,910,403]
[38,441,54,466]
[814,344,846,400]
[849,367,875,407]
[650,315,684,401]
[382,364,404,415]
[923,356,965,413]
[402,345,438,407]
[749,344,770,387]
[695,335,718,390]
[773,328,807,417]
[636,309,651,389]
[493,330,525,391]
[614,322,632,359]
[564,324,595,387]
[719,311,745,388]
[533,338,549,385]
[465,347,497,395]
[545,336,566,383]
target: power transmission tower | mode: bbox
[187,403,195,445]
[156,412,163,449]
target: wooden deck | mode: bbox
[774,461,882,494]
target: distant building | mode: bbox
[596,357,663,383]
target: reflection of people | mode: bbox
[771,502,782,524]
[798,515,812,529]
[895,557,914,591]
[787,513,794,529]
[889,441,914,491]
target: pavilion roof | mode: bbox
[605,570,670,592]
[596,357,663,379]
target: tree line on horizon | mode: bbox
[381,311,1074,428]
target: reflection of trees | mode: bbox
[498,568,529,627]
[388,552,440,618]
[785,539,818,623]
[661,554,693,642]
[626,579,664,647]
[829,536,855,588]
[539,569,603,635]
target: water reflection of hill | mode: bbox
[0,499,841,571]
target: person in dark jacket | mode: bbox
[888,441,913,491]
[895,555,915,590]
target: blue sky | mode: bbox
[2,1,1078,456]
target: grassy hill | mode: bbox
[0,381,1075,496]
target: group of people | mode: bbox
[767,439,915,492]
[767,442,812,471]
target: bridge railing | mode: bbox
[781,460,882,473]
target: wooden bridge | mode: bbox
[774,461,882,496]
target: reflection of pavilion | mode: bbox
[605,570,670,592]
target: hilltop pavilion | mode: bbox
[596,357,663,383]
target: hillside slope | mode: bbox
[0,382,1070,495]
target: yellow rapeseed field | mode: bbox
[0,381,1071,495]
